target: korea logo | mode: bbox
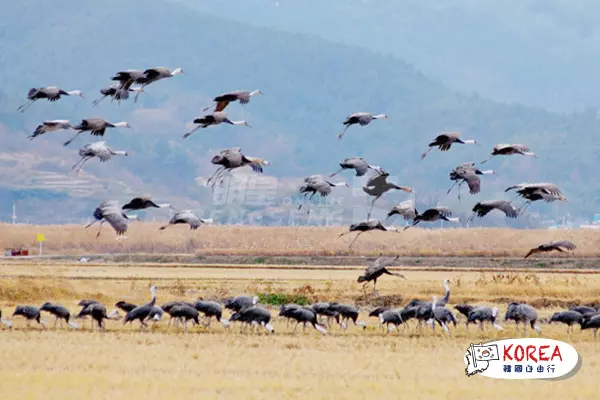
[464,338,580,380]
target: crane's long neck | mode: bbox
[111,150,128,156]
[112,121,129,128]
[479,169,495,175]
[231,120,248,126]
[442,281,450,303]
[250,90,261,96]
[372,114,386,119]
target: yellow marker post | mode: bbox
[37,233,45,256]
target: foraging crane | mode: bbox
[12,306,46,328]
[432,304,457,333]
[205,148,270,189]
[167,304,200,332]
[504,302,541,334]
[85,200,134,238]
[466,307,503,331]
[298,174,350,212]
[524,240,576,259]
[581,314,600,338]
[401,204,460,230]
[229,305,274,334]
[310,302,339,326]
[327,303,366,330]
[454,304,475,319]
[28,120,72,141]
[549,311,583,333]
[225,295,259,313]
[338,112,388,139]
[481,144,536,164]
[279,304,302,327]
[421,132,478,159]
[283,307,327,335]
[329,157,383,177]
[338,219,400,249]
[363,170,413,219]
[64,118,131,146]
[124,286,158,330]
[184,112,249,139]
[40,302,78,329]
[378,309,413,334]
[159,210,212,231]
[122,196,170,211]
[17,86,84,112]
[72,141,128,173]
[505,182,567,212]
[115,301,137,313]
[470,200,519,221]
[92,84,144,105]
[0,309,11,329]
[447,162,495,201]
[357,255,406,295]
[76,302,113,331]
[203,90,263,112]
[194,300,230,328]
[570,305,597,315]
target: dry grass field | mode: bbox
[1,263,600,399]
[1,223,600,257]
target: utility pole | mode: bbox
[12,202,16,225]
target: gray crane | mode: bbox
[386,200,418,223]
[123,286,158,330]
[466,307,503,331]
[525,240,576,258]
[362,170,413,219]
[229,305,274,334]
[327,303,366,330]
[447,162,495,201]
[122,196,171,211]
[72,141,128,173]
[115,301,137,313]
[167,303,200,332]
[225,295,259,313]
[421,132,478,159]
[40,302,78,329]
[298,174,350,212]
[454,304,475,319]
[206,148,270,189]
[140,67,184,87]
[481,144,536,164]
[505,302,541,334]
[64,118,131,146]
[159,210,212,231]
[378,308,415,334]
[406,280,451,324]
[28,120,72,141]
[12,305,46,328]
[310,302,339,326]
[581,314,600,338]
[329,157,383,177]
[85,200,134,238]
[570,305,597,315]
[432,303,457,333]
[194,300,230,328]
[279,304,302,327]
[17,86,84,112]
[76,302,117,331]
[549,311,583,333]
[184,112,250,138]
[470,200,519,221]
[203,90,263,112]
[0,309,12,329]
[92,84,144,105]
[338,219,400,249]
[161,301,195,328]
[505,182,567,212]
[338,112,388,139]
[285,307,327,335]
[401,203,460,230]
[357,255,406,295]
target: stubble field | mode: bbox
[1,260,600,399]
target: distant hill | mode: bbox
[0,0,597,226]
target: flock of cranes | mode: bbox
[3,258,600,338]
[19,64,574,255]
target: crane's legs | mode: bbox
[421,147,433,160]
[348,232,364,249]
[17,100,34,112]
[366,195,381,220]
[337,126,349,140]
[64,130,84,147]
[183,124,202,139]
[480,155,494,164]
[92,95,107,106]
[72,157,92,174]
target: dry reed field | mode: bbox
[1,223,600,257]
[1,265,600,399]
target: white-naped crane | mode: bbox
[466,306,503,331]
[481,144,537,164]
[524,240,577,259]
[202,90,263,112]
[184,112,250,138]
[549,311,583,333]
[338,219,400,249]
[298,174,350,212]
[204,147,270,190]
[338,112,388,139]
[447,162,495,201]
[17,86,84,112]
[505,182,567,212]
[470,200,519,221]
[85,200,136,239]
[357,256,406,295]
[159,209,212,231]
[421,132,478,159]
[64,118,131,146]
[362,170,412,219]
[122,196,171,211]
[40,302,78,329]
[72,141,128,173]
[92,84,144,105]
[12,306,46,328]
[387,201,459,230]
[123,286,158,330]
[329,157,383,177]
[505,302,541,335]
[28,120,72,141]
[140,67,184,86]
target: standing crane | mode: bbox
[17,86,84,112]
[40,302,78,329]
[203,90,263,112]
[64,118,131,146]
[184,112,250,138]
[362,170,412,219]
[338,112,388,139]
[421,132,478,159]
[504,302,541,335]
[481,144,536,164]
[357,256,406,295]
